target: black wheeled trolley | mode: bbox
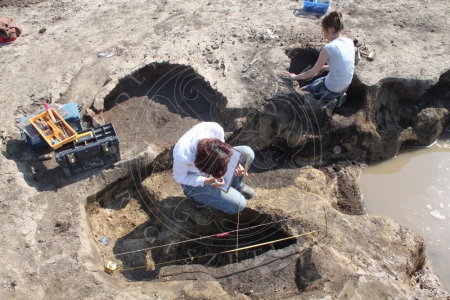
[55,123,121,177]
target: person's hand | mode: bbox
[281,71,296,80]
[206,177,225,188]
[234,164,247,177]
[212,177,226,188]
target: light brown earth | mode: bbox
[1,0,450,299]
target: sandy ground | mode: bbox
[1,0,450,298]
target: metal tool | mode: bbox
[23,154,53,161]
[359,49,376,61]
[241,58,257,73]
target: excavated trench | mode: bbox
[86,63,300,281]
[85,58,449,286]
[286,47,366,115]
[279,47,446,165]
[87,171,296,281]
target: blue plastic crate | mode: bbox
[304,0,331,14]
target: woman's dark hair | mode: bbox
[195,138,233,178]
[322,10,344,33]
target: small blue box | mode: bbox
[304,0,331,14]
[19,102,83,150]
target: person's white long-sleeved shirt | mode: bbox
[173,122,224,187]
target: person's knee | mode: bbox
[246,147,255,162]
[240,146,255,161]
[229,199,246,214]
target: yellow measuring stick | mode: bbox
[241,153,250,185]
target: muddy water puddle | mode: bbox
[361,131,450,290]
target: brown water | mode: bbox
[361,131,450,291]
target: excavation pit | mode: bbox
[99,62,326,168]
[101,63,232,161]
[86,170,297,281]
[85,63,325,283]
[286,47,367,116]
[86,64,342,280]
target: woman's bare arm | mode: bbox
[282,48,329,80]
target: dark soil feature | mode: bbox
[104,96,200,150]
[295,248,322,292]
[228,92,329,170]
[155,243,304,299]
[103,63,229,155]
[115,217,296,281]
[335,178,364,215]
[337,75,367,117]
[287,47,323,88]
[322,161,365,215]
[103,63,227,120]
[373,79,426,138]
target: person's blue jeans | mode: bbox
[181,146,254,214]
[301,77,343,101]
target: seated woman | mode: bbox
[173,122,255,214]
[283,10,354,107]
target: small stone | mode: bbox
[39,28,46,34]
[85,108,95,118]
[92,98,104,113]
[92,114,106,127]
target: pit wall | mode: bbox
[89,59,450,170]
[78,62,450,298]
[229,48,450,166]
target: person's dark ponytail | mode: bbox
[322,10,344,33]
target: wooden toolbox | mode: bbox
[29,108,77,150]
